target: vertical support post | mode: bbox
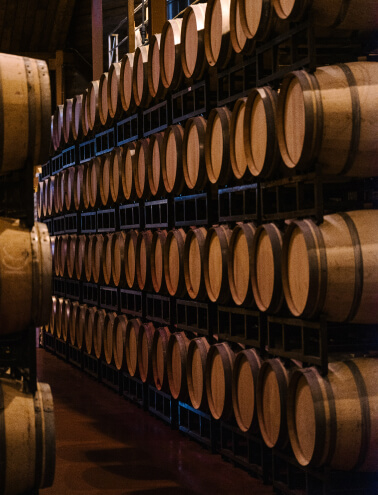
[55,50,64,105]
[128,1,135,54]
[92,0,103,80]
[149,0,167,38]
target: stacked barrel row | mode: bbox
[51,208,378,324]
[49,294,378,472]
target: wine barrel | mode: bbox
[113,315,128,371]
[53,172,61,214]
[103,312,117,365]
[76,304,88,350]
[0,378,55,494]
[99,72,109,126]
[74,235,86,281]
[151,229,168,294]
[84,235,94,282]
[204,0,233,69]
[37,181,44,219]
[232,348,262,432]
[0,220,52,334]
[239,0,281,41]
[282,210,378,323]
[134,138,150,199]
[230,0,256,54]
[277,62,378,176]
[205,106,232,185]
[58,170,66,213]
[152,326,172,391]
[136,230,153,291]
[54,236,61,277]
[111,231,126,287]
[257,358,300,448]
[273,0,378,30]
[181,3,208,80]
[244,86,280,179]
[82,161,91,209]
[147,34,167,100]
[50,236,56,280]
[229,98,249,180]
[108,61,122,119]
[161,125,185,194]
[125,318,143,377]
[147,132,165,197]
[184,227,208,300]
[47,176,56,216]
[102,233,113,286]
[187,336,210,410]
[42,179,49,218]
[120,53,136,113]
[87,80,100,131]
[73,165,84,211]
[63,98,73,144]
[125,230,139,289]
[133,45,151,108]
[62,299,71,341]
[206,342,236,420]
[81,90,91,138]
[66,234,77,279]
[182,116,208,190]
[287,357,378,471]
[121,142,137,201]
[0,54,51,172]
[50,296,57,336]
[84,306,97,354]
[109,147,124,203]
[93,308,106,359]
[99,152,112,207]
[164,229,186,297]
[204,224,232,303]
[167,331,190,400]
[92,234,104,284]
[137,322,156,383]
[62,167,75,211]
[160,18,184,90]
[69,300,80,346]
[89,157,102,208]
[251,223,284,314]
[228,222,257,306]
[55,297,64,339]
[51,114,58,151]
[71,93,83,141]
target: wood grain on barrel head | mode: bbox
[140,331,149,381]
[210,113,224,182]
[186,123,200,188]
[208,233,223,300]
[100,73,108,125]
[156,337,165,388]
[273,0,296,19]
[163,25,176,86]
[123,146,134,199]
[244,0,263,38]
[287,228,310,316]
[210,0,223,63]
[250,95,268,175]
[138,238,147,288]
[110,148,121,202]
[89,83,98,130]
[168,236,180,293]
[122,58,133,110]
[109,62,121,117]
[235,358,255,431]
[100,154,111,206]
[137,144,146,195]
[261,368,281,446]
[234,0,247,51]
[190,347,204,409]
[231,100,247,178]
[137,53,144,104]
[294,375,316,463]
[165,131,178,192]
[153,236,164,291]
[77,304,87,350]
[103,233,113,285]
[84,306,95,354]
[232,230,249,304]
[210,353,226,419]
[188,235,202,297]
[151,39,161,95]
[284,78,305,167]
[185,10,199,76]
[151,138,161,193]
[126,236,136,288]
[170,340,182,397]
[126,324,138,376]
[255,230,275,310]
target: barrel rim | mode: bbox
[151,326,171,391]
[134,138,151,199]
[150,229,168,293]
[111,230,126,287]
[147,34,167,100]
[205,106,232,186]
[229,97,249,180]
[204,0,233,69]
[136,230,153,291]
[121,141,137,201]
[182,116,208,190]
[161,124,185,194]
[187,336,210,410]
[124,229,139,289]
[99,71,110,126]
[146,132,165,197]
[87,80,100,131]
[63,98,73,144]
[133,44,151,108]
[183,226,207,300]
[125,317,142,376]
[180,3,207,80]
[203,225,231,303]
[113,314,128,370]
[120,52,136,113]
[167,331,189,400]
[72,93,83,141]
[137,322,155,382]
[164,228,187,297]
[107,61,122,119]
[160,18,184,91]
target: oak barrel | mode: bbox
[89,157,102,208]
[152,326,172,391]
[160,19,184,90]
[76,304,88,351]
[84,235,94,282]
[50,296,57,336]
[239,0,281,41]
[113,315,128,371]
[61,299,71,342]
[120,53,136,113]
[184,226,208,300]
[92,234,104,284]
[232,348,262,432]
[107,61,122,119]
[63,98,73,144]
[47,176,55,216]
[73,165,84,211]
[81,90,90,138]
[109,147,124,203]
[0,219,51,334]
[205,106,232,185]
[230,0,256,54]
[103,312,117,365]
[229,98,249,180]
[147,132,165,197]
[125,318,143,377]
[62,166,75,211]
[84,306,96,354]
[244,86,280,179]
[93,309,106,359]
[281,210,378,323]
[0,379,55,493]
[138,322,156,383]
[53,105,63,152]
[134,138,150,199]
[74,235,86,280]
[151,229,168,294]
[161,125,185,194]
[164,228,187,297]
[136,230,153,291]
[228,222,257,306]
[87,79,100,131]
[287,357,378,471]
[276,62,378,176]
[111,231,126,287]
[125,229,139,289]
[204,224,232,303]
[133,44,151,108]
[182,116,208,190]
[147,34,167,99]
[181,3,208,80]
[69,300,80,346]
[99,152,112,207]
[66,234,77,279]
[55,298,64,339]
[121,142,137,201]
[102,232,113,286]
[204,0,233,69]
[167,331,190,400]
[71,94,83,141]
[99,72,109,126]
[187,337,210,410]
[251,223,284,314]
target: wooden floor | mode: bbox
[37,349,272,495]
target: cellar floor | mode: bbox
[37,349,272,495]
